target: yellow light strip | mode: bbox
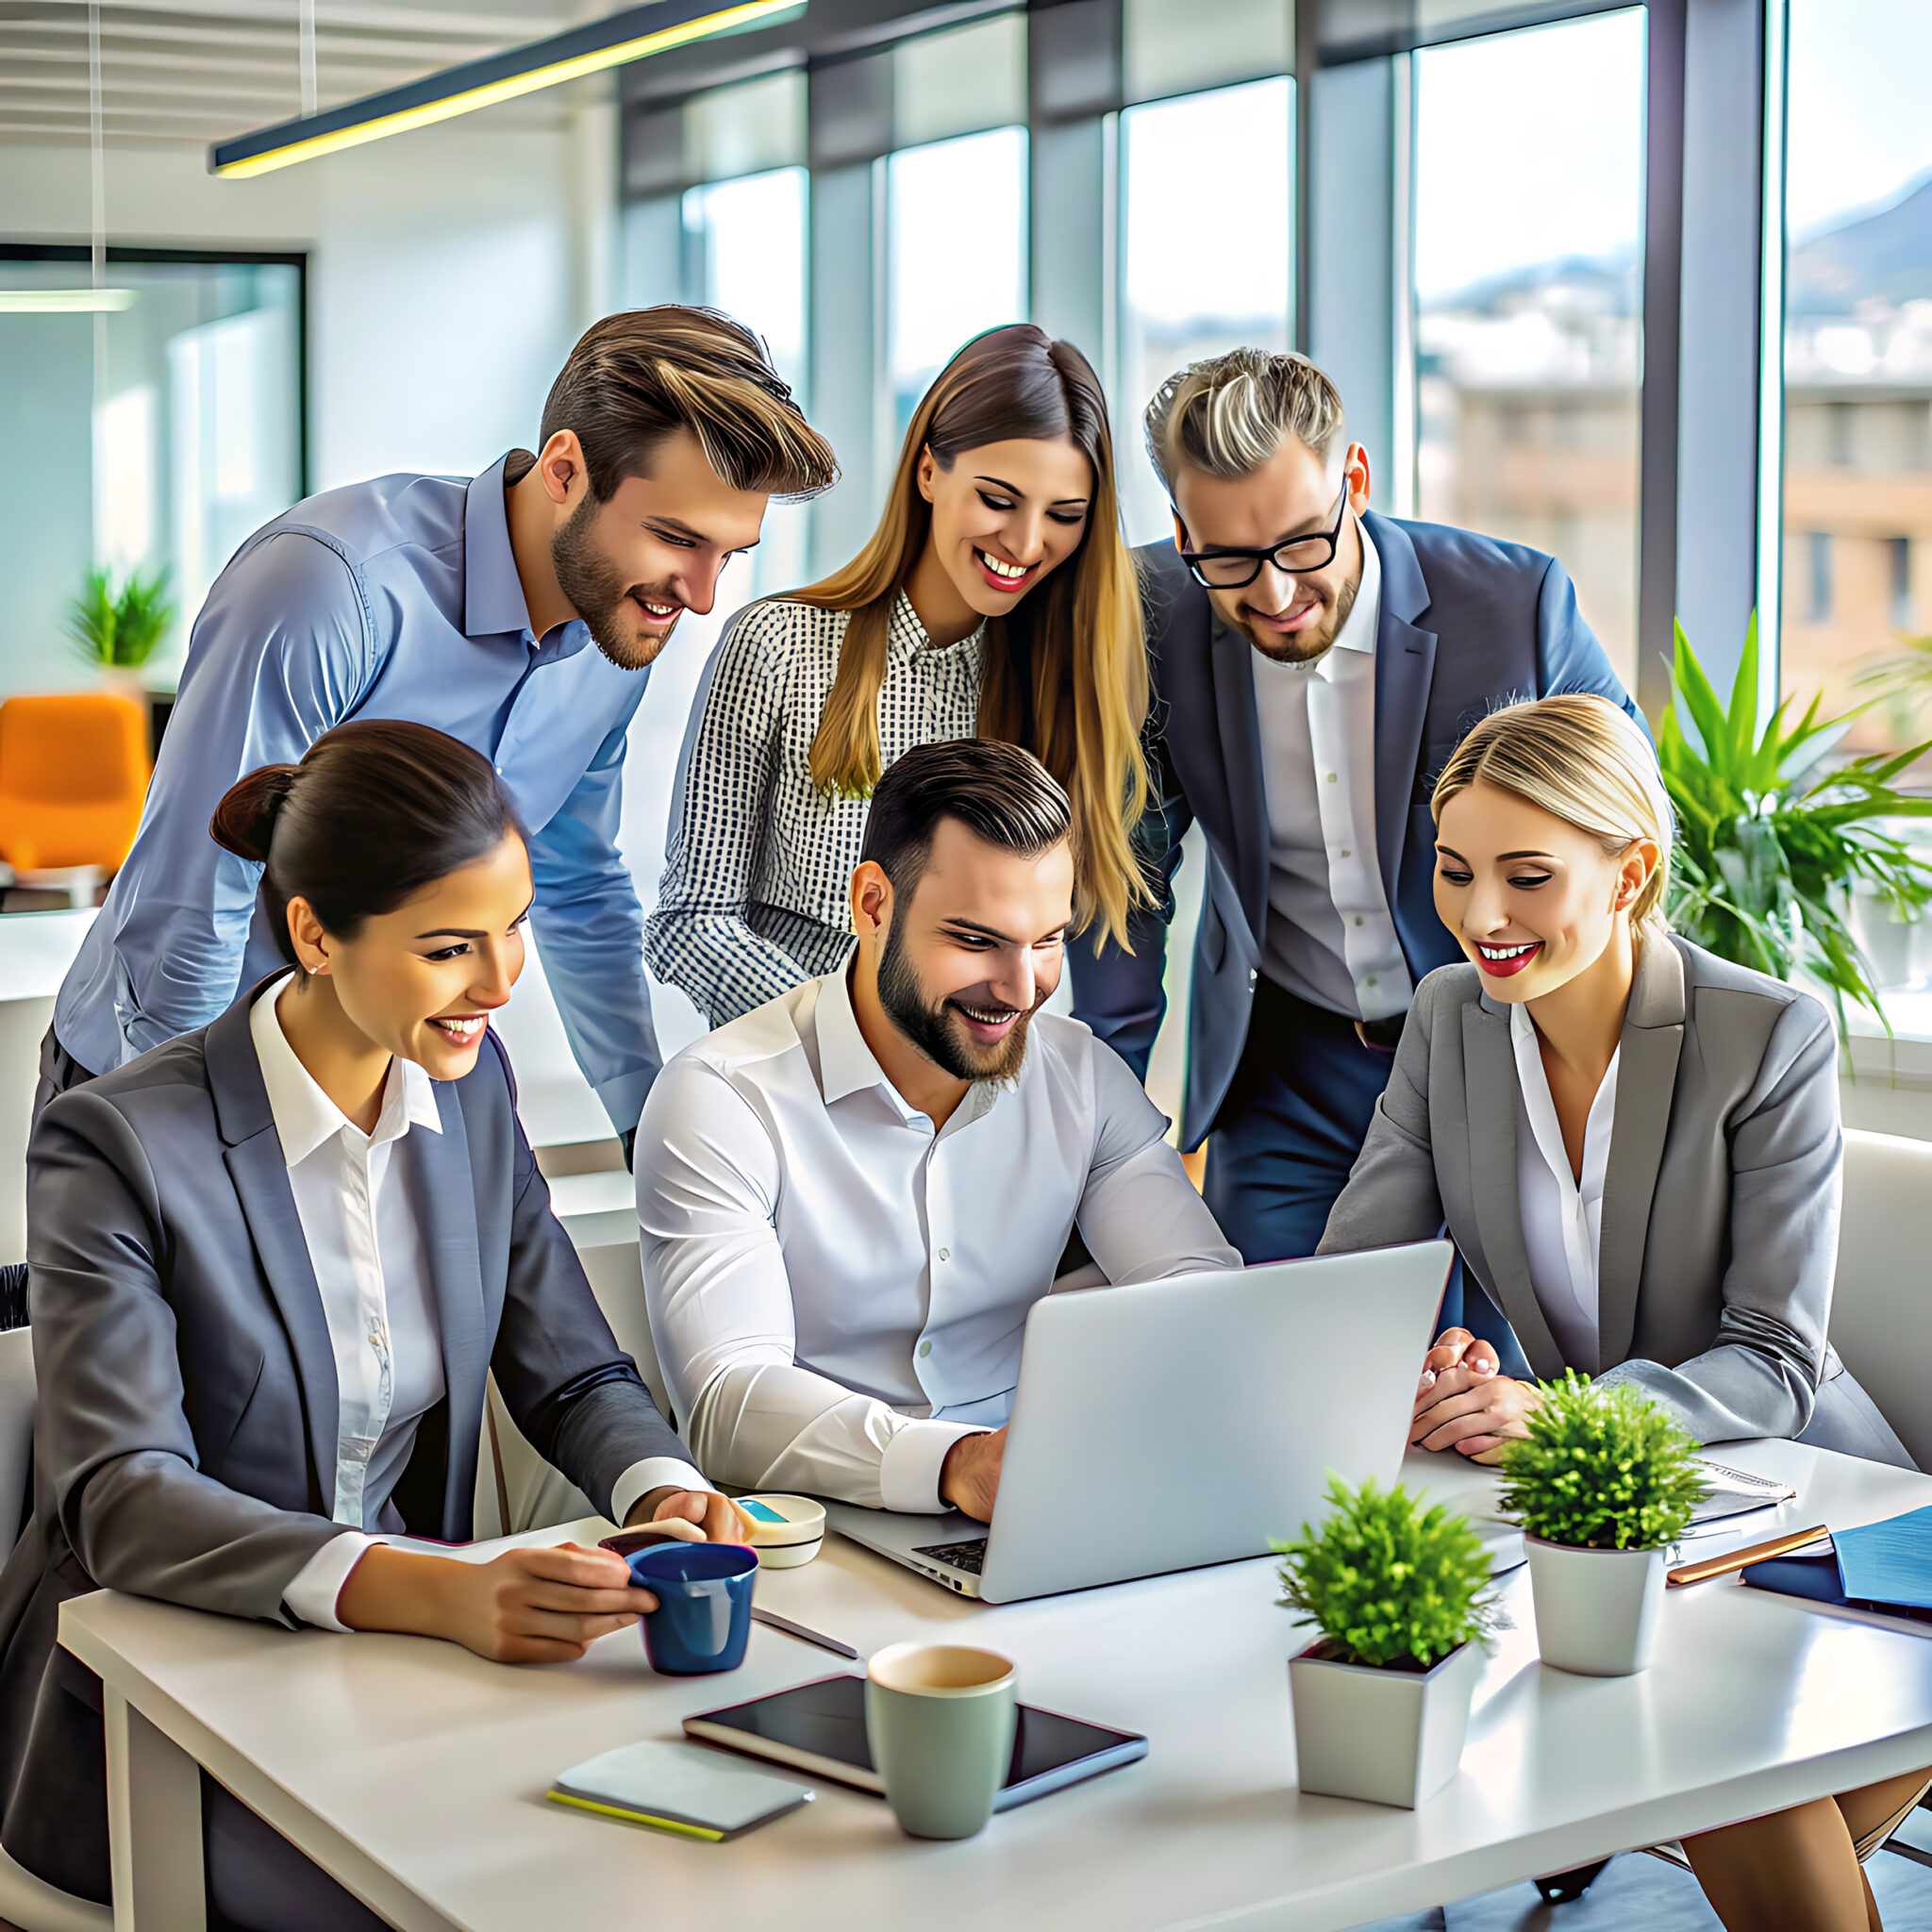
[213,0,795,178]
[0,289,137,313]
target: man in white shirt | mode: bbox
[1071,347,1640,1301]
[635,739,1240,1520]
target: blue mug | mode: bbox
[626,1541,758,1675]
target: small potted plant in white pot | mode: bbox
[1276,1474,1493,1808]
[1498,1371,1707,1678]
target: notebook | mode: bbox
[547,1740,814,1840]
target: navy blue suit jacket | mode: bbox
[1070,513,1640,1149]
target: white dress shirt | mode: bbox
[1247,525,1413,1023]
[635,966,1241,1511]
[1510,999,1620,1371]
[256,978,708,1630]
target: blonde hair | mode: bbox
[1143,347,1346,493]
[1431,694,1674,932]
[787,325,1152,952]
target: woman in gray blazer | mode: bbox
[0,722,740,1927]
[1320,693,1923,1929]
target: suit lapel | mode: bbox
[1208,617,1271,941]
[1597,936,1686,1370]
[1368,514,1440,924]
[207,993,343,1513]
[410,1084,488,1515]
[1460,998,1567,1377]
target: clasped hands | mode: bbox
[1409,1326,1541,1463]
[336,1485,748,1664]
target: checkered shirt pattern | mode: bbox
[647,591,987,1026]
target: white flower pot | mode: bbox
[1525,1535,1666,1676]
[1289,1638,1481,1808]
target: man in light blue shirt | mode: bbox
[48,307,839,1141]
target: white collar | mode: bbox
[1508,998,1619,1194]
[809,964,1009,1129]
[249,974,442,1168]
[1326,515,1382,658]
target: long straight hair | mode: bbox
[788,325,1151,951]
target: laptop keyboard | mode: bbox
[913,1538,989,1575]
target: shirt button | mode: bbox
[918,1340,933,1358]
[1325,773,1338,783]
[1248,969,1257,984]
[937,1247,950,1262]
[1367,975,1378,988]
[1340,848,1351,859]
[1354,915,1364,926]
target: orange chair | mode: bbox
[0,692,151,874]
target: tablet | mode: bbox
[682,1673,1146,1809]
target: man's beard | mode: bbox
[876,924,1042,1086]
[550,491,679,671]
[1238,562,1359,666]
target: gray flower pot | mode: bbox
[1289,1638,1481,1808]
[1525,1535,1666,1676]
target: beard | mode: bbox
[876,924,1043,1087]
[550,491,680,671]
[1237,560,1360,666]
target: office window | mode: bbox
[886,125,1029,441]
[682,167,810,597]
[1411,9,1645,690]
[0,254,302,702]
[1807,532,1835,625]
[1118,76,1294,544]
[1780,0,1932,758]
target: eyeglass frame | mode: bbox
[1174,478,1353,591]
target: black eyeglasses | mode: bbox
[1177,481,1351,590]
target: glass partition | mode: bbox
[1411,9,1645,690]
[1777,0,1932,763]
[886,125,1029,441]
[682,167,811,596]
[1118,76,1294,545]
[0,254,303,703]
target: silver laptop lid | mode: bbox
[975,1242,1452,1603]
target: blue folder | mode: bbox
[1741,1507,1932,1627]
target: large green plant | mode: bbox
[1274,1475,1492,1670]
[66,565,175,670]
[1659,616,1932,1031]
[1497,1374,1707,1552]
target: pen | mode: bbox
[1667,1524,1830,1589]
[749,1607,861,1659]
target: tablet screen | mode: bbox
[686,1673,1141,1790]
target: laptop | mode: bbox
[822,1241,1451,1605]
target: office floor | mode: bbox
[1356,1821,1932,1929]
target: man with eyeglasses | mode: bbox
[1071,347,1639,1270]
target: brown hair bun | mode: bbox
[208,764,300,865]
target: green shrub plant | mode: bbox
[67,565,175,670]
[1496,1372,1707,1552]
[1273,1475,1492,1672]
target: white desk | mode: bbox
[58,1439,1932,1932]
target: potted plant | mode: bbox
[66,565,175,692]
[1275,1474,1492,1807]
[1496,1372,1707,1677]
[1659,615,1932,1035]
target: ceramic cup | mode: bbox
[864,1641,1017,1840]
[626,1541,757,1675]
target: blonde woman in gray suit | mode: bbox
[1320,691,1924,1929]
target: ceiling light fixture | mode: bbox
[208,0,804,179]
[0,290,137,313]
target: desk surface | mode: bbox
[60,1440,1932,1932]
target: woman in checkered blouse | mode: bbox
[647,324,1154,1026]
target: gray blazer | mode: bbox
[0,988,693,1902]
[1319,933,1910,1465]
